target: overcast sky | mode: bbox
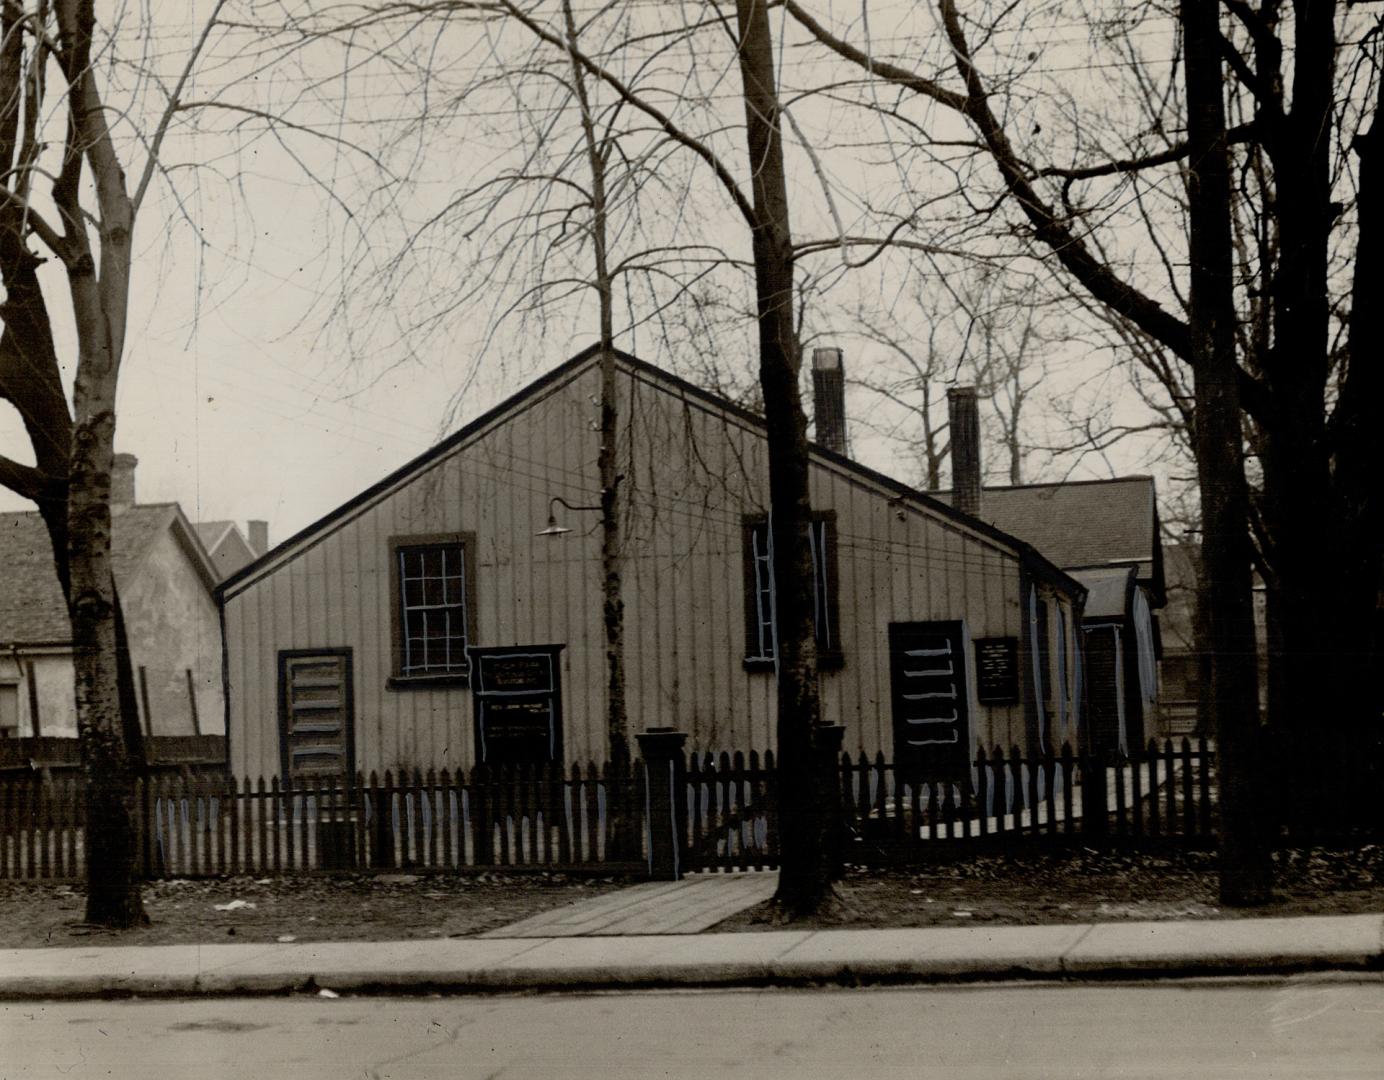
[0,2,1179,547]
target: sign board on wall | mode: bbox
[468,645,564,765]
[974,637,1019,704]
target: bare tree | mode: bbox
[841,263,1057,490]
[0,0,236,925]
[335,0,844,913]
[786,0,1383,893]
[1181,0,1272,904]
[0,0,386,925]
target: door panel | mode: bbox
[279,651,354,778]
[889,621,970,780]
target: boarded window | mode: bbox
[390,534,477,684]
[889,621,970,780]
[743,513,842,670]
[279,651,353,777]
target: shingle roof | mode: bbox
[981,478,1157,573]
[0,504,179,645]
[936,476,1161,593]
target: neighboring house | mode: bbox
[195,519,270,580]
[939,459,1165,756]
[1158,542,1269,734]
[0,454,225,739]
[218,346,1087,781]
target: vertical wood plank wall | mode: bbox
[224,360,1036,777]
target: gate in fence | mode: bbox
[678,738,1220,872]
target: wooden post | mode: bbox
[137,666,153,738]
[185,669,201,736]
[637,727,687,881]
[1085,747,1109,841]
[23,660,40,738]
[371,771,394,869]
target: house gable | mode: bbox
[221,347,1078,604]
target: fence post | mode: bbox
[1083,748,1109,842]
[637,727,688,880]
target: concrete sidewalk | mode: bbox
[1,913,1380,999]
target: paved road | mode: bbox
[3,979,1381,1078]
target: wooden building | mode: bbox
[939,460,1166,755]
[218,347,1086,780]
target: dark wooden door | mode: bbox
[469,645,564,765]
[889,621,970,780]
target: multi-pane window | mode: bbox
[743,514,842,670]
[390,534,476,684]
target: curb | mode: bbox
[2,915,1381,1000]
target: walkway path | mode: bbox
[481,871,778,937]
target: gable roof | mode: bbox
[218,345,1084,600]
[936,476,1163,604]
[195,520,236,551]
[0,503,218,646]
[195,520,257,580]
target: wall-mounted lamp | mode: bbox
[537,495,603,537]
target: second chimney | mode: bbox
[111,453,138,509]
[947,387,982,518]
[247,520,269,556]
[812,346,848,456]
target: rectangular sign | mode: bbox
[477,653,553,694]
[974,637,1019,704]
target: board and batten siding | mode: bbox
[224,356,1037,778]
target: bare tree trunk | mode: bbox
[734,0,837,915]
[70,441,146,925]
[1333,71,1384,819]
[1182,0,1272,906]
[563,0,628,771]
[57,0,146,927]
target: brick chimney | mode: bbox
[947,387,982,518]
[111,453,138,509]
[247,520,269,556]
[812,346,848,456]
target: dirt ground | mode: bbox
[0,872,628,949]
[3,846,1381,948]
[718,845,1384,930]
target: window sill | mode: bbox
[387,673,471,691]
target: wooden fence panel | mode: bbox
[0,740,1241,882]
